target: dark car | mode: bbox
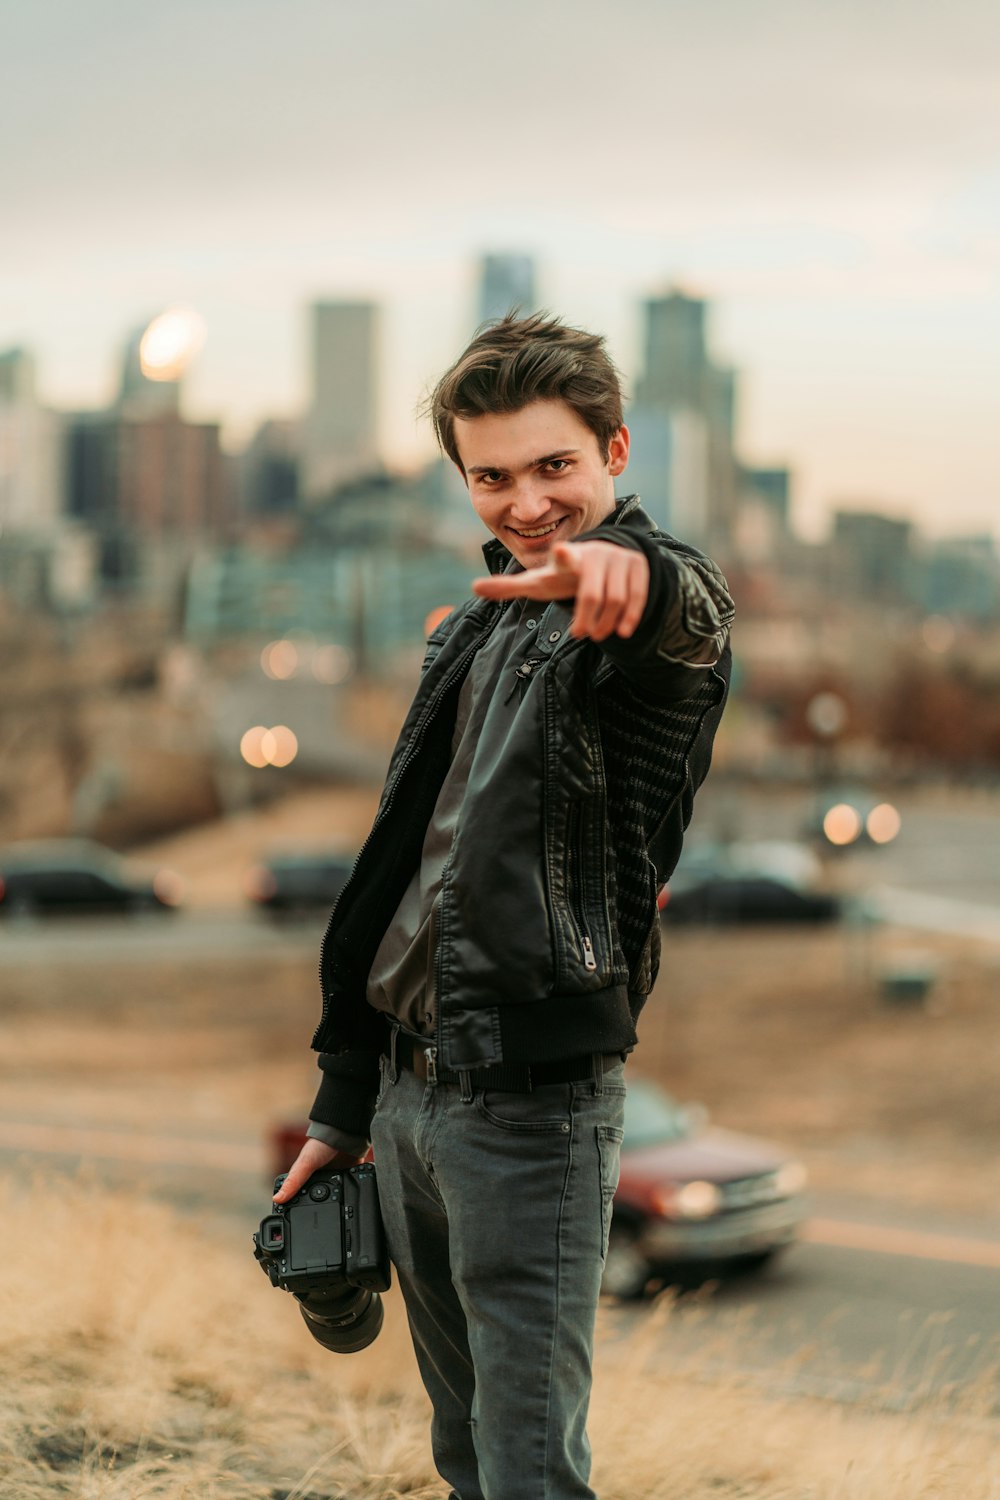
[267,1074,807,1302]
[0,838,184,917]
[601,1076,808,1297]
[244,851,356,915]
[658,839,841,925]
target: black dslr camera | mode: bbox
[253,1163,391,1354]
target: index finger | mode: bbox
[471,568,568,600]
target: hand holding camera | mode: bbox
[253,1159,391,1354]
[272,1136,360,1204]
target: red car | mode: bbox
[602,1076,808,1297]
[269,1075,808,1302]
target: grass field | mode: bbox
[2,1173,998,1499]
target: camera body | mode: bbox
[253,1163,391,1353]
[255,1162,391,1296]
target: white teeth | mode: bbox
[513,520,561,538]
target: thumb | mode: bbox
[273,1138,337,1203]
[552,541,578,569]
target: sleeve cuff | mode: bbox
[306,1120,370,1155]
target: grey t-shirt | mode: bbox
[365,596,540,1035]
[308,596,542,1153]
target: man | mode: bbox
[275,312,734,1500]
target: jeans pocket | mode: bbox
[596,1125,624,1258]
[475,1082,573,1133]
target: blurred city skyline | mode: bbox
[3,0,999,541]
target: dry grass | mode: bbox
[1,1173,998,1499]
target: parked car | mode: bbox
[244,851,356,915]
[0,838,184,917]
[601,1075,808,1297]
[268,1074,808,1301]
[658,839,840,924]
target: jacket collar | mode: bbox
[480,493,648,576]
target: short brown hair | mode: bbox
[426,312,625,471]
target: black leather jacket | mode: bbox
[309,497,734,1135]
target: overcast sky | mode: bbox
[2,0,998,539]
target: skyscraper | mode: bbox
[636,292,708,411]
[0,347,36,405]
[477,254,537,325]
[634,288,739,553]
[118,322,181,421]
[302,300,380,501]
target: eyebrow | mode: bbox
[466,448,581,476]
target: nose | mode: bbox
[507,479,553,525]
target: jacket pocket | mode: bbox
[564,804,599,977]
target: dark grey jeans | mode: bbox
[369,1053,626,1500]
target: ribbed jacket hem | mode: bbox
[495,988,639,1064]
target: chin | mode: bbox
[513,545,556,570]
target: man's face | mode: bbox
[453,399,630,570]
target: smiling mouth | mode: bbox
[509,517,566,539]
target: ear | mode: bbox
[607,424,630,477]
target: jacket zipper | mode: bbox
[313,612,501,1049]
[566,804,598,973]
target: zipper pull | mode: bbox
[506,657,542,704]
[582,936,597,972]
[425,1046,438,1086]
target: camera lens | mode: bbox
[296,1285,384,1354]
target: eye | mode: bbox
[477,470,505,486]
[543,459,570,473]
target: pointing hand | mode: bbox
[472,541,649,642]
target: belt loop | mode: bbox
[591,1053,604,1098]
[388,1024,399,1084]
[458,1069,474,1104]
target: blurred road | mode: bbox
[0,909,324,964]
[705,791,1000,939]
[4,791,998,967]
[0,1111,996,1407]
[609,1198,1000,1408]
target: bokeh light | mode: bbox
[312,643,352,684]
[424,604,455,637]
[867,802,902,844]
[240,725,270,768]
[152,869,185,907]
[261,725,298,767]
[261,639,299,680]
[240,724,299,768]
[823,803,863,846]
[139,307,206,380]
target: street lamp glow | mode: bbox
[823,803,862,846]
[139,308,206,381]
[261,725,298,767]
[261,639,299,680]
[240,724,299,768]
[867,803,901,844]
[240,725,270,768]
